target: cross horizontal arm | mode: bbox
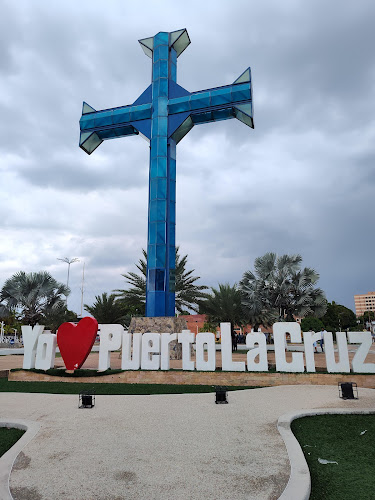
[79,99,153,154]
[168,68,253,143]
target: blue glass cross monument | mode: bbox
[79,29,254,318]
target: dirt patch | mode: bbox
[113,470,138,482]
[12,451,31,470]
[11,486,42,500]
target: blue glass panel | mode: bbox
[113,107,131,124]
[156,222,166,244]
[155,269,165,291]
[154,32,169,47]
[157,137,167,156]
[156,245,166,267]
[94,111,113,127]
[154,44,168,61]
[131,104,151,121]
[170,61,176,82]
[153,116,168,137]
[156,97,168,117]
[170,180,176,201]
[157,157,167,177]
[231,83,251,102]
[150,179,157,200]
[157,178,167,199]
[148,222,157,244]
[97,129,117,140]
[169,246,175,268]
[148,269,156,291]
[168,97,190,114]
[150,157,158,177]
[150,200,158,222]
[167,292,175,314]
[192,111,213,124]
[80,115,96,130]
[114,125,137,138]
[157,200,167,221]
[146,291,155,316]
[169,223,176,245]
[210,88,232,105]
[169,201,176,224]
[153,61,161,80]
[212,108,234,121]
[169,158,176,180]
[190,92,210,110]
[148,245,156,268]
[154,292,165,315]
[159,78,168,97]
[169,141,176,160]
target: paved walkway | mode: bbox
[1,385,374,500]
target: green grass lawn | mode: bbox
[291,414,375,500]
[0,377,254,395]
[0,427,25,458]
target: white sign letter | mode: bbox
[121,333,142,370]
[141,333,160,370]
[160,333,177,370]
[221,323,245,371]
[178,330,195,370]
[303,331,321,372]
[195,332,216,371]
[324,332,350,373]
[274,322,304,373]
[35,333,57,370]
[22,325,45,369]
[246,333,268,371]
[348,332,375,373]
[98,324,123,371]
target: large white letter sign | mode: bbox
[221,323,245,372]
[196,332,215,371]
[121,333,142,370]
[160,333,177,370]
[303,331,321,372]
[35,333,57,370]
[246,333,268,371]
[98,324,123,371]
[324,332,350,373]
[348,332,375,373]
[22,325,45,369]
[141,333,160,370]
[178,330,195,370]
[274,322,304,372]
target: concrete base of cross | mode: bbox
[128,316,190,360]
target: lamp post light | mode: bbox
[57,257,80,308]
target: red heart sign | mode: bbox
[57,317,98,371]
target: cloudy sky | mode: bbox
[0,0,374,314]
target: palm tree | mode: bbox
[200,283,244,331]
[0,271,70,326]
[239,252,327,326]
[114,247,208,314]
[84,293,126,325]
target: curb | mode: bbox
[277,407,375,500]
[0,419,41,500]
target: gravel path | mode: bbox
[1,385,374,500]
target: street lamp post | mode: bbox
[57,257,80,308]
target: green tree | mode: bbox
[114,247,208,314]
[84,293,126,325]
[0,271,69,326]
[239,252,327,326]
[321,301,358,331]
[200,283,244,333]
[300,316,324,332]
[43,307,78,333]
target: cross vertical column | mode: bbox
[146,32,176,317]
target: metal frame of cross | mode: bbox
[79,29,254,318]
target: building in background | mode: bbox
[354,292,375,317]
